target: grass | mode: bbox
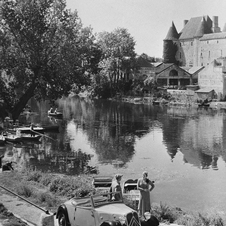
[0,168,225,226]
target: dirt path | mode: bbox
[0,192,57,226]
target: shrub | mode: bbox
[15,183,34,198]
[49,175,93,197]
[35,192,58,207]
[40,174,53,186]
[25,170,43,182]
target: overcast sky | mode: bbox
[65,0,226,58]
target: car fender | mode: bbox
[56,204,70,223]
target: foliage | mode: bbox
[94,28,136,98]
[35,192,58,207]
[0,0,98,119]
[15,183,34,197]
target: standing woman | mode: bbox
[111,174,123,201]
[137,171,155,217]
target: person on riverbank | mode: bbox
[137,171,155,218]
[111,173,123,201]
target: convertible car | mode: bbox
[56,191,142,226]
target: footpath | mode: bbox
[0,193,58,226]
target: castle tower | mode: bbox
[163,22,179,64]
[212,16,221,33]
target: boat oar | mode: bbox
[30,129,56,141]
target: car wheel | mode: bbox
[58,211,68,226]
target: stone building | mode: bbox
[162,15,226,99]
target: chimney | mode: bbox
[212,16,221,33]
[184,20,188,27]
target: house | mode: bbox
[195,88,216,100]
[162,15,226,99]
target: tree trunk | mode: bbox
[11,82,37,120]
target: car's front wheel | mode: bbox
[58,211,69,226]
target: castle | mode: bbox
[160,15,226,99]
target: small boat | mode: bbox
[4,134,22,144]
[16,126,45,134]
[48,108,63,118]
[122,179,139,201]
[92,176,113,192]
[20,134,42,142]
[48,112,63,118]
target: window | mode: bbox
[191,42,193,46]
[169,69,178,77]
[180,52,181,59]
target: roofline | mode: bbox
[156,64,192,76]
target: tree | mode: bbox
[0,0,97,119]
[95,28,136,98]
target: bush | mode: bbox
[40,174,53,186]
[25,170,43,183]
[49,175,94,197]
[15,183,34,198]
[35,192,58,207]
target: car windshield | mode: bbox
[91,192,123,207]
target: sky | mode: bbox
[65,0,226,58]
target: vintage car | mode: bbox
[56,191,143,226]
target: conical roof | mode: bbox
[164,22,179,41]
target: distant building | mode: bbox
[162,15,226,99]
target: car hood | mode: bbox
[96,203,133,215]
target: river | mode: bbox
[1,96,226,216]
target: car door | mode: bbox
[72,206,96,226]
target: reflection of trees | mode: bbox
[60,97,166,167]
[2,143,97,175]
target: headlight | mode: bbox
[118,216,126,225]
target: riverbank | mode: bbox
[0,168,225,226]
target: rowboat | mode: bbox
[16,126,45,134]
[20,134,42,142]
[48,112,63,118]
[122,179,139,201]
[4,134,23,144]
[92,176,113,192]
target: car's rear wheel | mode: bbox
[58,211,68,226]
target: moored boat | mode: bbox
[20,134,42,142]
[16,126,45,134]
[48,112,63,118]
[4,134,22,144]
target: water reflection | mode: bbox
[1,97,226,175]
